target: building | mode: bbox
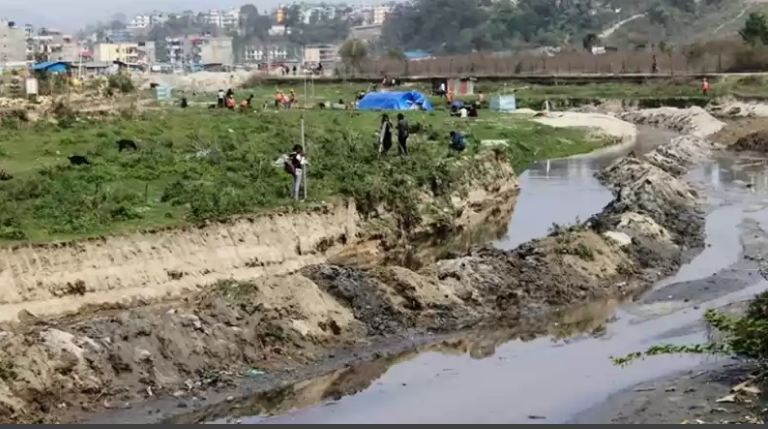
[303,44,339,65]
[204,9,239,29]
[128,12,169,31]
[244,45,290,63]
[27,28,77,62]
[138,41,156,64]
[166,38,184,65]
[128,15,152,30]
[349,4,393,26]
[199,37,233,65]
[299,4,339,24]
[164,35,233,66]
[372,5,392,25]
[0,20,26,65]
[94,43,140,63]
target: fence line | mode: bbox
[353,51,742,78]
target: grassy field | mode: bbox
[182,79,719,113]
[0,107,606,243]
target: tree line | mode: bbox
[380,0,730,54]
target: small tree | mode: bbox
[582,33,600,53]
[339,39,368,76]
[740,12,768,47]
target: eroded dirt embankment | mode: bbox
[0,108,723,423]
[0,150,518,324]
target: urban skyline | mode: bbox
[1,0,399,30]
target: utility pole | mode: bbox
[301,115,307,200]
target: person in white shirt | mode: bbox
[286,145,307,200]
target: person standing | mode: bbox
[285,145,306,200]
[396,113,409,157]
[217,89,225,108]
[702,77,711,96]
[378,114,393,154]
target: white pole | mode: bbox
[301,115,307,200]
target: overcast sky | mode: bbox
[2,0,386,31]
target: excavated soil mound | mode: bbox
[733,130,768,152]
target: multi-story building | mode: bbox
[137,41,156,64]
[199,37,233,65]
[0,20,27,66]
[128,12,169,31]
[372,5,392,25]
[204,9,239,29]
[303,44,339,65]
[165,35,233,66]
[244,45,289,63]
[94,43,140,63]
[28,28,82,62]
[300,4,339,24]
[128,15,152,30]
[349,3,393,26]
[166,38,184,65]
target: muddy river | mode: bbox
[205,128,768,424]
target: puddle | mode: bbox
[199,138,768,424]
[495,126,678,250]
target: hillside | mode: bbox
[602,0,768,48]
[380,0,761,54]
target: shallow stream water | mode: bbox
[208,129,768,424]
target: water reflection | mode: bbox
[495,126,678,250]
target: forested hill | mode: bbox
[380,0,753,54]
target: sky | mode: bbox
[2,0,385,31]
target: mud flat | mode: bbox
[0,108,725,423]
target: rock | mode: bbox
[226,396,235,403]
[136,349,152,362]
[603,231,632,248]
[716,394,737,404]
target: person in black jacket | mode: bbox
[396,113,409,157]
[378,114,393,154]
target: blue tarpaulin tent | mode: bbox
[357,91,433,111]
[32,61,70,74]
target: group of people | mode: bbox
[273,89,298,109]
[376,112,468,158]
[215,89,255,111]
[377,113,411,156]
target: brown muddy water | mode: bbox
[199,130,768,424]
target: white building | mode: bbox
[300,5,338,24]
[372,5,392,25]
[128,12,169,30]
[204,9,240,29]
[244,45,288,63]
[128,15,152,29]
[303,44,339,65]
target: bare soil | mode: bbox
[0,107,723,423]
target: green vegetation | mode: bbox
[381,0,735,54]
[613,292,768,366]
[0,107,605,243]
[740,12,768,47]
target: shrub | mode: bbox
[108,73,135,94]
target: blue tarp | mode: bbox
[357,91,433,111]
[32,61,70,74]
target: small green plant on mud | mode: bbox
[0,360,17,381]
[613,292,768,366]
